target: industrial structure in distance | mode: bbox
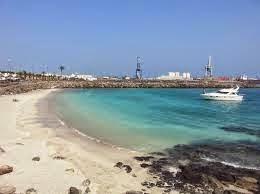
[1,56,259,82]
[157,72,192,80]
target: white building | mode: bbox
[157,72,192,80]
[240,74,248,81]
[67,74,97,81]
[0,72,19,81]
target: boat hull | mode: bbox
[201,94,243,101]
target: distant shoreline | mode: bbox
[0,79,259,96]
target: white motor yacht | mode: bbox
[201,86,243,101]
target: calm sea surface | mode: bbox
[54,88,260,152]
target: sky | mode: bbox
[0,0,260,77]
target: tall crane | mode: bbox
[205,56,213,77]
[136,56,142,79]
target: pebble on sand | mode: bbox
[0,165,13,175]
[0,147,5,153]
[32,156,40,161]
[125,191,143,194]
[68,187,81,194]
[53,155,66,160]
[0,185,16,194]
[81,179,91,187]
[25,188,37,194]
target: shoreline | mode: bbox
[0,89,167,194]
[47,89,140,154]
[1,88,260,193]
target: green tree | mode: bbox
[59,65,65,76]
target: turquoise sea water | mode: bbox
[54,88,260,152]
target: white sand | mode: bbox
[0,90,170,194]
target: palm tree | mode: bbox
[59,65,65,76]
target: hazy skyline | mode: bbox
[0,0,260,77]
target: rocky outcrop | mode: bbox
[135,140,260,193]
[0,165,13,175]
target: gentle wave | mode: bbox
[201,157,260,171]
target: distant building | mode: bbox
[122,76,131,80]
[65,73,97,81]
[240,74,248,81]
[0,72,19,81]
[157,72,192,80]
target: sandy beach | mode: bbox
[0,89,169,194]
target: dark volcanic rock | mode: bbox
[114,162,132,173]
[123,164,132,173]
[68,187,80,194]
[141,181,155,189]
[150,152,166,156]
[25,188,37,194]
[140,163,151,168]
[114,162,123,168]
[125,191,143,194]
[0,147,5,153]
[32,156,40,161]
[134,140,260,193]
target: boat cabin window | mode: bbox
[217,91,229,94]
[216,91,237,95]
